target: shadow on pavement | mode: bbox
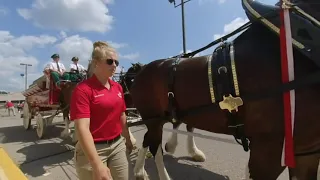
[1,124,231,179]
[18,142,74,178]
[0,123,69,143]
[0,125,75,178]
[130,154,230,180]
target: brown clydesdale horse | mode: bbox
[123,63,207,162]
[58,70,88,140]
[122,0,320,179]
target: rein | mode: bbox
[171,2,319,59]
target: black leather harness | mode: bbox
[165,42,249,152]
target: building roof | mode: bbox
[0,92,25,102]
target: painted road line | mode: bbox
[0,167,9,180]
[0,147,28,180]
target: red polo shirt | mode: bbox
[6,102,14,108]
[70,75,126,142]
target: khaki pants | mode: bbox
[74,136,134,180]
[8,107,15,116]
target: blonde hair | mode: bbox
[88,41,117,76]
[91,41,116,64]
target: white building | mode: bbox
[0,92,25,105]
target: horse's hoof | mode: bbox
[191,152,206,162]
[134,169,149,180]
[190,148,206,162]
[145,151,153,159]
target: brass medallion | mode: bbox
[219,94,243,112]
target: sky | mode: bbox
[0,0,278,92]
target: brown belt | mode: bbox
[94,135,121,145]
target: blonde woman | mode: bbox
[70,41,133,180]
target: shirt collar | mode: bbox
[91,74,115,88]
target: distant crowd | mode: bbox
[1,100,24,116]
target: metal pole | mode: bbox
[25,65,27,90]
[169,0,190,54]
[20,63,32,90]
[181,0,186,54]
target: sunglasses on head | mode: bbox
[106,59,119,66]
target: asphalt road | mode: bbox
[0,109,291,180]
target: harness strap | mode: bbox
[213,42,249,152]
[167,55,183,122]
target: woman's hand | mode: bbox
[93,163,113,180]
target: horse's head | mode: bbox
[119,62,144,94]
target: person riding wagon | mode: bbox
[44,53,69,89]
[65,56,87,82]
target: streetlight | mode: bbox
[168,0,192,54]
[20,63,32,90]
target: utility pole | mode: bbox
[168,0,191,54]
[20,63,32,90]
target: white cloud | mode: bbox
[102,0,115,4]
[119,52,140,61]
[0,31,57,92]
[109,41,128,49]
[0,7,9,16]
[55,35,93,69]
[213,17,249,40]
[0,30,139,92]
[53,35,140,70]
[218,0,227,4]
[17,0,114,33]
[198,0,226,5]
[59,31,67,39]
[10,35,57,51]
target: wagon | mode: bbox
[21,70,143,142]
[21,71,73,139]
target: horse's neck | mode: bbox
[120,83,127,93]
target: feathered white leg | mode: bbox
[154,145,171,180]
[134,147,149,180]
[187,135,206,162]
